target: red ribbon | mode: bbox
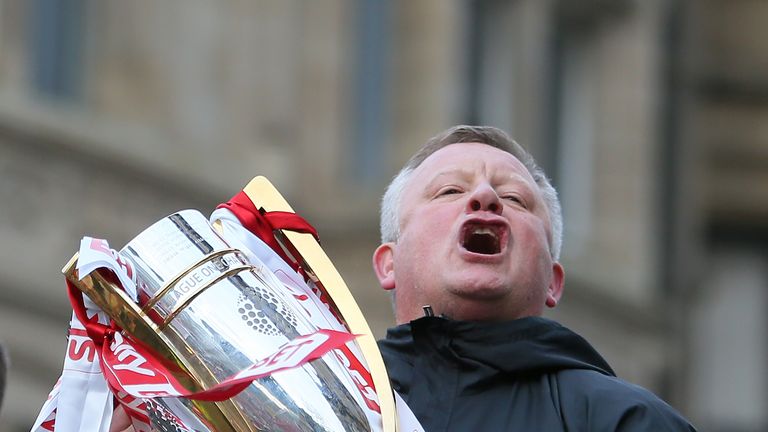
[66,279,116,348]
[217,191,319,268]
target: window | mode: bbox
[553,29,597,255]
[28,0,86,101]
[351,0,392,184]
[464,0,518,132]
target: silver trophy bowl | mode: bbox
[112,209,372,431]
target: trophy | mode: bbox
[59,177,398,432]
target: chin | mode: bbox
[449,275,510,299]
[444,286,509,316]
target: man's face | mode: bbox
[373,142,564,323]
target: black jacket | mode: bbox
[379,316,696,431]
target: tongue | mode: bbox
[464,232,498,254]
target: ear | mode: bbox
[372,243,396,291]
[545,262,565,308]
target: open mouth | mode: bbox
[461,223,505,255]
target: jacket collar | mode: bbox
[382,316,615,377]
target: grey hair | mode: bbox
[380,125,563,261]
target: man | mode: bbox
[373,125,696,431]
[110,125,693,431]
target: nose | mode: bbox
[466,183,502,215]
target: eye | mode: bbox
[502,194,527,208]
[437,187,462,197]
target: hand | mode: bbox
[110,404,134,432]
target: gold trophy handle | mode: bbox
[242,176,399,432]
[61,255,243,431]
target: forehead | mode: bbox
[410,142,535,186]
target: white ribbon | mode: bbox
[31,308,113,432]
[30,378,59,431]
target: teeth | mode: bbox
[474,228,496,237]
[472,227,497,238]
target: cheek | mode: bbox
[396,220,446,268]
[396,232,433,267]
[519,223,555,278]
[397,205,458,264]
[512,217,551,256]
[417,207,455,232]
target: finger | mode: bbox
[110,404,133,432]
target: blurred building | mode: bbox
[0,1,766,431]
